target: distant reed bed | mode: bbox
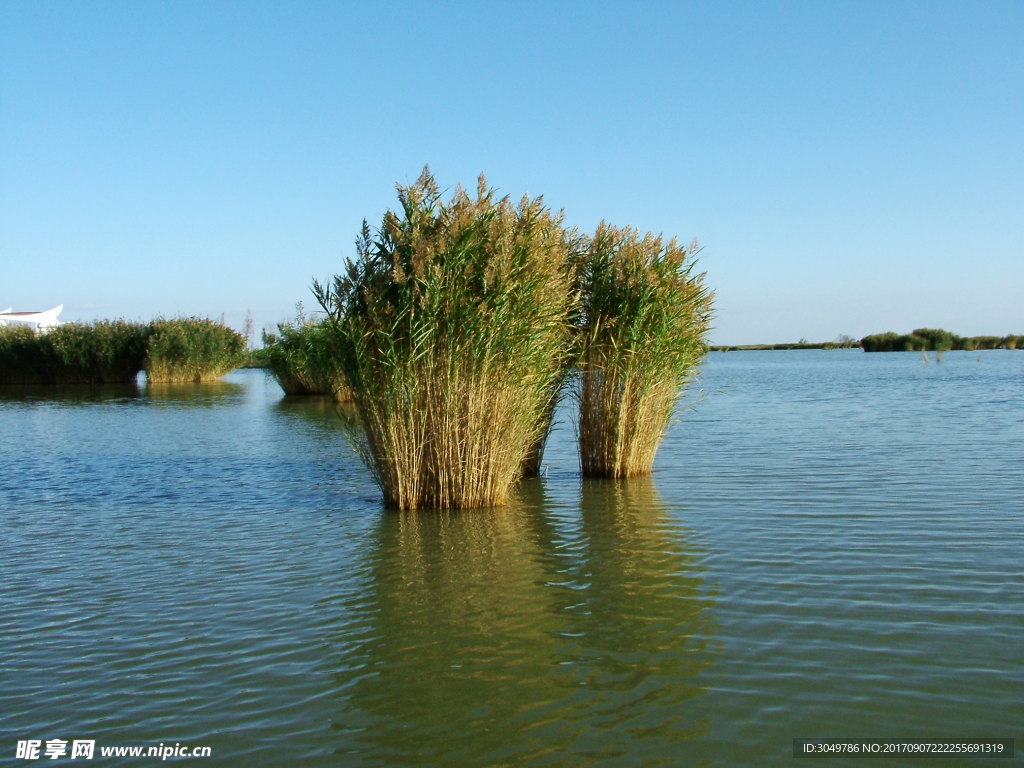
[861,329,1022,352]
[575,223,712,478]
[315,169,576,510]
[1,317,246,385]
[0,320,150,385]
[145,318,247,383]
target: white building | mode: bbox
[0,305,64,332]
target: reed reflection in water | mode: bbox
[324,477,717,767]
[143,379,245,406]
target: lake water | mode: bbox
[2,350,1021,766]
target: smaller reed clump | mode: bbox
[261,314,350,400]
[315,169,577,510]
[576,222,712,478]
[145,318,247,383]
[0,320,150,385]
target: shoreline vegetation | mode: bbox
[712,330,1021,352]
[711,341,857,351]
[860,329,1020,352]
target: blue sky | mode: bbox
[2,0,1021,344]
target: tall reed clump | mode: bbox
[315,169,577,510]
[0,321,149,385]
[576,222,712,478]
[145,318,246,383]
[261,314,350,400]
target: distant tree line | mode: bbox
[709,334,860,352]
[860,328,1022,352]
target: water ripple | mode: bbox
[1,356,1021,766]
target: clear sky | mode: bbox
[2,0,1021,345]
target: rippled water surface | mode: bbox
[2,351,1021,766]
